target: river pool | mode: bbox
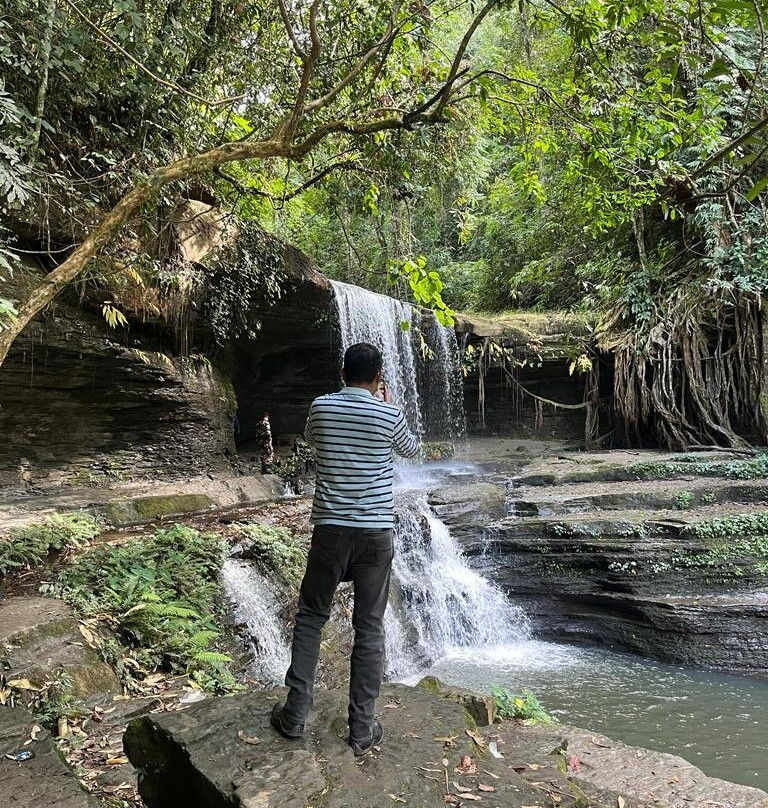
[405,641,768,791]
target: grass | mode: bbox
[234,522,307,586]
[632,453,768,481]
[0,512,103,576]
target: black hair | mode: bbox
[343,342,383,384]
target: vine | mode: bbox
[205,219,286,345]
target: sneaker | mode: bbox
[348,720,383,756]
[270,703,304,739]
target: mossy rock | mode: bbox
[416,676,496,726]
[102,493,214,525]
[0,597,118,703]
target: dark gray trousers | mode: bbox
[283,524,393,740]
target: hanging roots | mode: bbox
[604,292,768,449]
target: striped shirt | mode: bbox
[304,386,420,527]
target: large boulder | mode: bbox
[123,683,768,808]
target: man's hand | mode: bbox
[382,383,392,404]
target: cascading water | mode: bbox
[385,494,530,678]
[421,316,467,441]
[221,558,291,684]
[331,280,522,677]
[331,280,467,440]
[331,280,424,438]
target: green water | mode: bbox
[409,641,768,791]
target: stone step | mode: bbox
[0,597,118,703]
[508,478,768,516]
[0,706,98,808]
[511,449,756,486]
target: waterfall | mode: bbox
[385,494,530,678]
[332,280,424,438]
[421,316,467,441]
[221,558,291,684]
[330,279,466,441]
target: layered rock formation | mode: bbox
[434,452,768,671]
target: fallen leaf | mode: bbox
[591,737,611,748]
[237,730,261,746]
[478,784,495,793]
[668,775,679,784]
[6,679,39,691]
[460,795,481,802]
[527,763,542,770]
[465,729,486,748]
[481,770,499,779]
[618,798,626,808]
[78,624,98,648]
[568,754,581,773]
[106,756,129,766]
[442,757,450,767]
[444,795,461,805]
[30,725,44,741]
[452,782,473,793]
[388,795,407,804]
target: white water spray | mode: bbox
[385,495,530,678]
[221,558,291,684]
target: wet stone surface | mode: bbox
[0,706,98,808]
[123,682,768,808]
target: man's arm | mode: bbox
[392,409,420,458]
[304,401,317,448]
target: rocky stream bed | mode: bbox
[1,447,768,807]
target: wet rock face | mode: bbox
[0,303,236,493]
[0,597,119,702]
[451,455,768,671]
[0,706,99,808]
[123,683,768,808]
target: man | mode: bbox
[271,342,419,755]
[256,412,274,474]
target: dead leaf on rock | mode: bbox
[442,757,450,767]
[465,729,486,748]
[444,795,461,805]
[481,770,499,779]
[478,784,495,793]
[568,754,580,773]
[527,763,542,770]
[460,794,481,802]
[452,782,473,793]
[7,678,39,691]
[590,737,611,748]
[388,794,407,803]
[618,797,626,808]
[106,756,129,766]
[237,730,261,746]
[78,624,98,648]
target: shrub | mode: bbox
[0,512,103,576]
[45,524,236,692]
[235,522,306,585]
[675,491,694,510]
[491,686,558,725]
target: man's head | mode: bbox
[342,342,383,388]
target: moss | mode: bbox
[104,494,214,525]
